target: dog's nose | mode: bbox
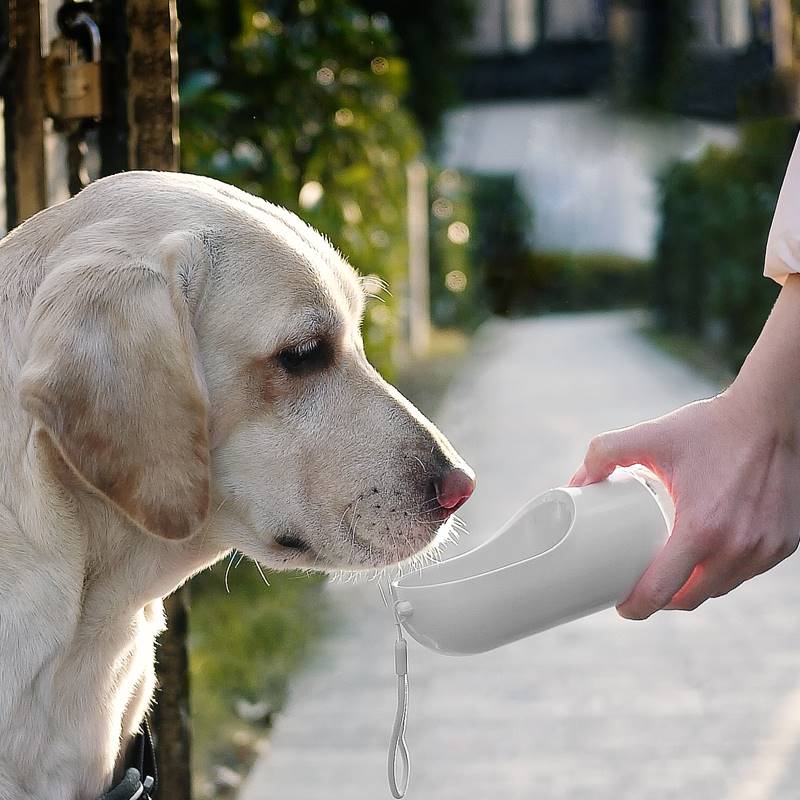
[434,467,475,513]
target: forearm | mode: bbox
[727,274,800,431]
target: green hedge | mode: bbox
[488,250,651,315]
[527,252,651,312]
[653,119,797,369]
[441,174,648,317]
[467,174,531,317]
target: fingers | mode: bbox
[616,524,701,619]
[569,463,588,486]
[666,562,730,611]
[669,534,799,610]
[570,422,666,487]
[665,541,752,610]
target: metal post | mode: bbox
[123,1,190,797]
[153,590,193,800]
[3,0,46,227]
[406,160,431,358]
[126,0,179,171]
[770,0,794,72]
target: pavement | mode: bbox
[239,312,800,800]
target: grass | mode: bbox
[189,562,328,798]
[188,325,471,798]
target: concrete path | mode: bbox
[239,313,800,800]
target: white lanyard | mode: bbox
[380,582,411,798]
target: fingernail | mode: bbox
[616,604,650,621]
[568,465,587,487]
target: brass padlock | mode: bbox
[43,12,102,125]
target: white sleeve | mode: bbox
[765,133,800,285]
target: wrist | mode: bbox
[724,275,800,439]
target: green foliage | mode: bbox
[435,169,646,317]
[189,564,327,788]
[527,251,651,312]
[653,118,797,368]
[179,0,424,375]
[466,174,531,316]
[428,166,486,329]
[439,174,647,317]
[352,0,475,140]
[488,250,651,316]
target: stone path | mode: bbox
[239,312,800,800]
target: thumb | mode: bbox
[570,422,665,487]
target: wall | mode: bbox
[442,97,738,259]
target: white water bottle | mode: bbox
[391,467,673,655]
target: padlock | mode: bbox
[43,11,102,124]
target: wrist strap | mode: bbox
[388,622,410,798]
[380,580,411,798]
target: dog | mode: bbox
[0,171,475,800]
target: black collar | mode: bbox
[97,720,158,800]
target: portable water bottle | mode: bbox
[391,466,673,655]
[383,467,674,797]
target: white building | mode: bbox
[442,0,768,259]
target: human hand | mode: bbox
[569,387,800,619]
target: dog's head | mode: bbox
[18,174,474,570]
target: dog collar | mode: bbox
[97,721,158,800]
[98,768,152,800]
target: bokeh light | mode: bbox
[447,221,470,245]
[316,67,335,86]
[298,181,324,210]
[371,56,389,75]
[334,108,354,126]
[432,197,454,219]
[445,269,468,293]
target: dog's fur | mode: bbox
[0,172,473,800]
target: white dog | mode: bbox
[0,171,475,800]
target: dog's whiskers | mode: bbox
[195,496,229,553]
[223,549,238,594]
[347,496,362,564]
[251,557,271,588]
[410,455,426,473]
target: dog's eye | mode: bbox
[277,338,332,375]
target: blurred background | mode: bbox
[6,1,800,798]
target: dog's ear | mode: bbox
[19,231,211,540]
